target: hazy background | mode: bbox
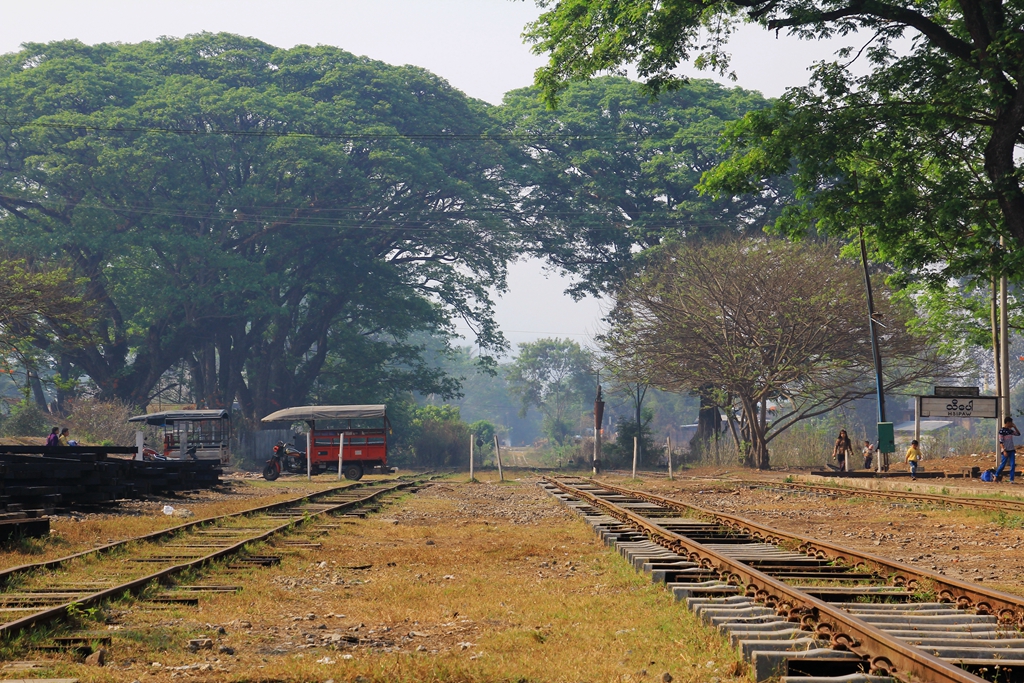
[0,0,875,351]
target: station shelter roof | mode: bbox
[261,405,387,423]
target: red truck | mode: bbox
[260,405,392,480]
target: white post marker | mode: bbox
[667,435,673,480]
[914,396,921,444]
[494,434,504,482]
[135,430,145,461]
[632,436,638,478]
[306,423,313,481]
[469,434,474,481]
[338,432,345,480]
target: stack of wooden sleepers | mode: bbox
[0,446,223,540]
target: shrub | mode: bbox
[64,399,139,446]
[411,404,470,468]
[0,401,50,438]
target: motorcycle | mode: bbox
[263,441,306,480]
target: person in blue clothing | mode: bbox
[996,416,1021,483]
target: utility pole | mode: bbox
[593,384,604,476]
[1001,237,1012,420]
[859,227,886,423]
[993,274,1004,464]
[858,228,893,471]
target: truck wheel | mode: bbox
[344,464,363,481]
[262,464,280,481]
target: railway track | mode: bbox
[544,476,1024,683]
[737,479,1024,514]
[0,475,426,640]
[605,469,1024,514]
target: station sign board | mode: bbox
[920,396,997,418]
[933,386,980,397]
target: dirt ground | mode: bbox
[19,475,745,683]
[601,472,1024,596]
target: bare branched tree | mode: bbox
[601,240,952,469]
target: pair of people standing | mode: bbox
[45,427,71,447]
[894,417,1022,483]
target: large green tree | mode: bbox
[0,34,519,419]
[498,76,786,297]
[525,0,1024,279]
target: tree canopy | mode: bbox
[526,0,1024,293]
[505,338,595,445]
[498,76,785,297]
[0,257,91,365]
[0,34,520,419]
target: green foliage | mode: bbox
[506,338,595,445]
[497,77,785,297]
[412,404,462,427]
[0,257,92,356]
[699,67,1019,303]
[602,408,663,468]
[0,34,520,418]
[469,420,497,450]
[0,401,50,437]
[65,601,102,625]
[409,404,470,468]
[527,1,1024,364]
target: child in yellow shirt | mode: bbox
[905,439,922,480]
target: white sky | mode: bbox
[0,0,876,351]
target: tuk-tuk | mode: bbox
[128,409,231,464]
[260,404,390,480]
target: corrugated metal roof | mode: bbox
[128,409,229,425]
[261,405,387,422]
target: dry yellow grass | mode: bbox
[0,475,394,571]
[31,474,746,682]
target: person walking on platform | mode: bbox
[905,439,922,480]
[996,417,1021,483]
[832,430,853,471]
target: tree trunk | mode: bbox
[54,356,71,416]
[27,370,47,412]
[739,395,770,469]
[690,392,720,460]
[634,383,645,468]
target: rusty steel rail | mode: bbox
[0,480,376,587]
[546,477,994,683]
[590,477,1024,624]
[605,471,1024,513]
[734,478,1024,513]
[0,476,426,638]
